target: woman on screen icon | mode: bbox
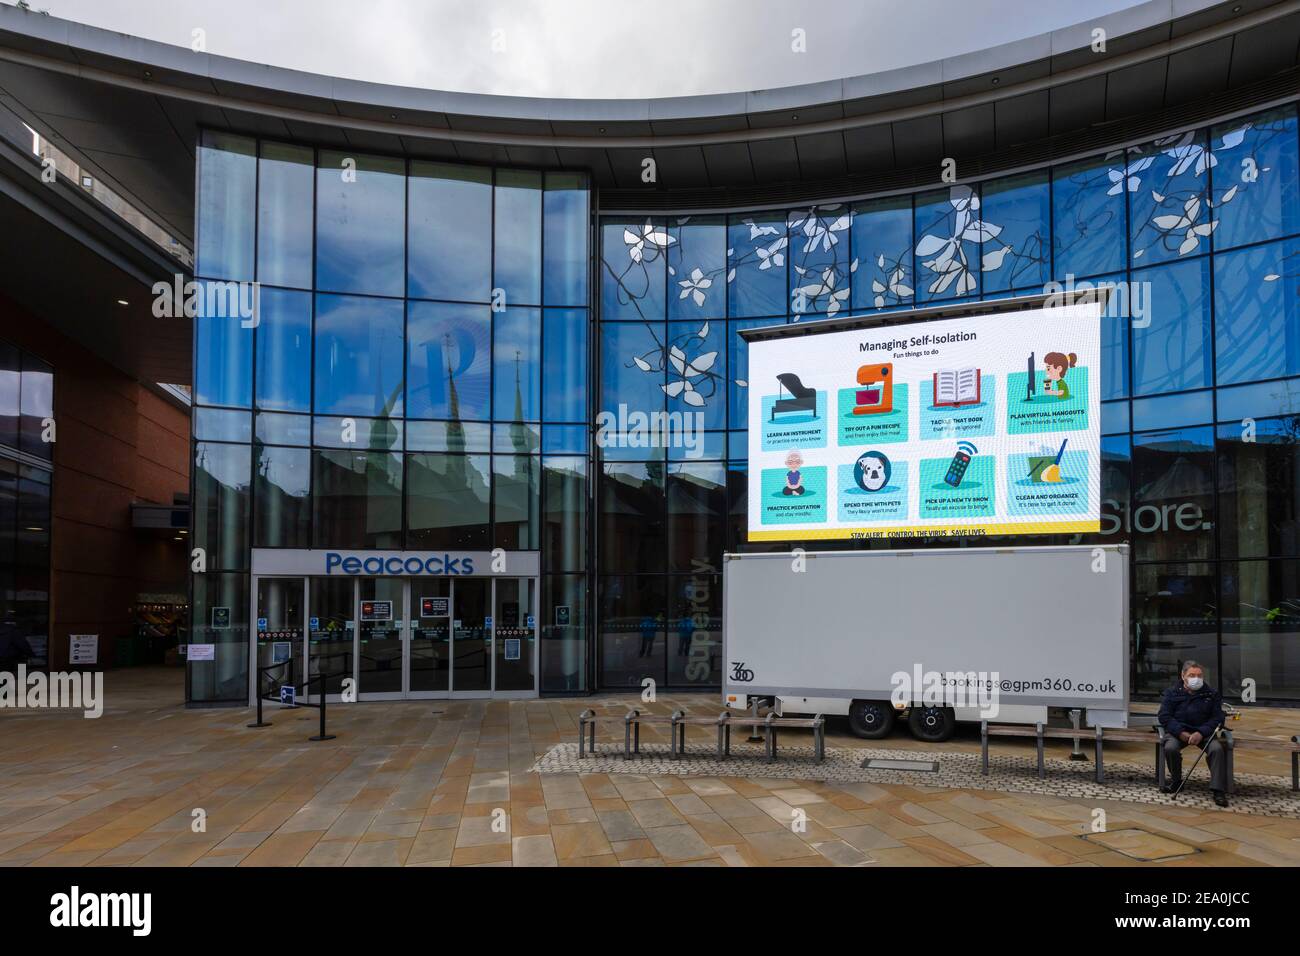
[1043,351,1077,400]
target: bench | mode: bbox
[577,709,825,763]
[1221,731,1300,795]
[981,721,1163,784]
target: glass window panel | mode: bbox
[979,171,1049,293]
[543,172,589,306]
[315,151,405,296]
[603,218,668,320]
[914,185,981,303]
[196,131,255,281]
[666,320,725,431]
[1132,390,1213,432]
[255,412,311,446]
[408,162,492,302]
[194,407,252,442]
[542,424,586,455]
[1132,563,1217,697]
[667,216,725,320]
[1089,274,1131,400]
[728,318,782,432]
[193,442,250,570]
[188,572,250,703]
[256,141,313,288]
[18,352,53,459]
[598,574,666,690]
[494,169,542,305]
[493,422,540,454]
[194,280,254,409]
[667,572,721,687]
[493,454,538,550]
[850,196,913,312]
[1051,153,1126,279]
[543,456,587,572]
[1101,400,1130,435]
[787,204,852,319]
[668,430,725,461]
[1131,258,1211,396]
[667,461,726,572]
[313,294,404,417]
[1098,434,1131,547]
[1219,560,1300,702]
[493,307,541,421]
[1216,377,1300,422]
[311,450,402,548]
[406,300,490,421]
[255,287,312,412]
[1216,417,1300,559]
[541,573,586,693]
[1210,107,1300,251]
[405,420,491,453]
[15,466,50,572]
[405,452,490,549]
[727,213,787,317]
[543,308,587,423]
[1213,238,1300,385]
[599,322,666,437]
[1130,427,1215,562]
[600,461,665,573]
[312,416,402,451]
[253,445,310,548]
[1128,131,1211,267]
[0,341,20,449]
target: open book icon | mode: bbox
[933,367,981,407]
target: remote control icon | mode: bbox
[944,441,978,487]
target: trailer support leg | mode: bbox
[1036,723,1045,779]
[1095,728,1105,784]
[980,721,989,776]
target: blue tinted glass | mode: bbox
[1051,153,1125,279]
[494,169,542,305]
[600,322,665,424]
[313,294,404,416]
[256,142,313,288]
[406,301,490,420]
[1210,107,1300,250]
[193,280,253,408]
[316,151,405,297]
[666,320,725,430]
[406,420,492,452]
[915,185,981,302]
[1128,132,1211,267]
[542,424,587,454]
[728,318,782,431]
[543,308,587,423]
[668,431,725,461]
[255,412,311,446]
[850,196,913,312]
[787,204,852,319]
[1101,400,1130,435]
[1077,273,1129,400]
[1214,238,1300,385]
[1215,377,1300,422]
[493,308,541,421]
[194,407,251,442]
[313,416,402,450]
[1132,390,1213,431]
[727,213,787,317]
[667,216,725,320]
[979,171,1049,293]
[196,131,255,281]
[408,162,491,302]
[1132,258,1212,395]
[493,422,540,453]
[602,219,667,320]
[543,172,589,306]
[255,287,311,412]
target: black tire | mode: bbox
[908,704,956,742]
[848,699,896,739]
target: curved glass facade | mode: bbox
[193,102,1300,704]
[598,104,1300,703]
[191,131,590,702]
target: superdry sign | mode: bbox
[250,549,541,577]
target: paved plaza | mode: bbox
[1,669,1298,867]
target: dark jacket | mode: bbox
[1158,681,1225,740]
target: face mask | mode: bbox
[1186,677,1203,691]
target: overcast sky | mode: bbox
[17,0,1139,99]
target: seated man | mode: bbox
[1157,660,1228,806]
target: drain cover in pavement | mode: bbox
[861,757,939,772]
[1082,828,1199,861]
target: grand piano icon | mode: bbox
[770,373,818,421]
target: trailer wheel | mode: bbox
[848,699,895,739]
[908,705,955,742]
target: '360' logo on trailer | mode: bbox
[730,661,754,682]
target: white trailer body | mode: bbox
[722,544,1129,729]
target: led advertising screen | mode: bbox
[745,300,1103,542]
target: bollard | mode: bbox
[309,673,336,741]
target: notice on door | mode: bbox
[421,596,449,617]
[360,600,393,622]
[69,634,98,665]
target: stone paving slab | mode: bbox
[533,742,1300,819]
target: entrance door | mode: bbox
[409,578,451,694]
[308,577,354,699]
[255,577,303,698]
[452,577,491,693]
[493,578,536,693]
[358,577,404,697]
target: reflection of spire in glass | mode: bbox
[446,332,465,453]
